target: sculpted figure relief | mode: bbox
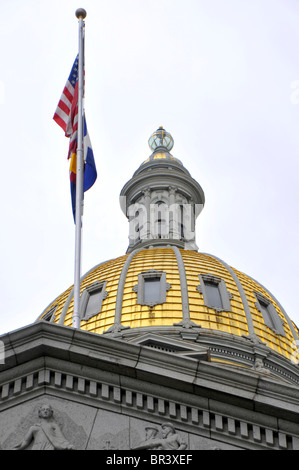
[133,422,187,450]
[13,404,75,450]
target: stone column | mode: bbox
[143,188,151,240]
[169,186,180,239]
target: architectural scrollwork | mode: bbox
[253,357,270,375]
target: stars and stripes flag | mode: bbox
[53,55,97,221]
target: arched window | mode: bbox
[179,205,184,237]
[135,210,140,240]
[154,201,168,239]
[128,202,146,243]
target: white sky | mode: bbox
[0,0,298,335]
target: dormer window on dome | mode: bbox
[254,292,286,336]
[133,270,172,307]
[197,274,233,312]
[80,281,109,321]
[42,305,57,322]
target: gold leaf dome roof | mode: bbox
[39,247,299,364]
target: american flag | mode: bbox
[53,55,79,161]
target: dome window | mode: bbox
[153,201,169,239]
[133,270,172,307]
[254,293,286,336]
[205,281,223,310]
[197,274,233,312]
[80,281,109,321]
[41,305,57,322]
[144,277,161,304]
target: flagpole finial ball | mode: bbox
[75,8,87,19]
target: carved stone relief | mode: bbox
[1,397,293,450]
[1,401,89,450]
[132,422,188,450]
[252,357,270,375]
[85,409,189,450]
[10,404,75,450]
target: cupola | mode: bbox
[120,127,205,253]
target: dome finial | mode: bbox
[148,126,174,151]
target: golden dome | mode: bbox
[39,247,299,364]
[37,127,299,384]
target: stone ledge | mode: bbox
[1,322,299,426]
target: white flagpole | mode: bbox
[73,8,86,329]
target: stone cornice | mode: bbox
[120,167,205,211]
[1,322,299,419]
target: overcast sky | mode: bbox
[0,0,298,335]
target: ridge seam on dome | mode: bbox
[203,253,256,339]
[113,249,143,329]
[59,289,74,325]
[171,247,192,327]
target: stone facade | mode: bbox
[1,322,298,450]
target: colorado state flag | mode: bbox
[70,117,97,221]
